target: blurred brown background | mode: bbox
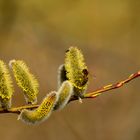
[0,0,140,140]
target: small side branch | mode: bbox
[0,71,140,114]
[84,71,140,98]
[0,105,39,114]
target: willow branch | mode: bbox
[84,70,140,98]
[0,70,140,114]
[0,105,39,114]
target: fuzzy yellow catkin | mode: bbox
[9,60,39,104]
[57,64,68,89]
[0,60,13,109]
[65,47,89,97]
[18,91,58,125]
[54,80,73,110]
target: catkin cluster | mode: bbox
[0,47,89,125]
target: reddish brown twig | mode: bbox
[84,71,140,98]
[0,71,140,114]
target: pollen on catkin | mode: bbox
[0,60,13,109]
[65,47,89,97]
[54,81,73,110]
[18,91,58,125]
[57,64,68,89]
[9,60,39,104]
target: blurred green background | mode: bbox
[0,0,140,140]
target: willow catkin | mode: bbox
[57,64,68,89]
[0,60,13,109]
[18,91,58,125]
[9,60,39,104]
[54,81,73,110]
[65,47,89,97]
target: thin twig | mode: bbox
[0,105,39,114]
[84,70,140,98]
[0,71,140,114]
